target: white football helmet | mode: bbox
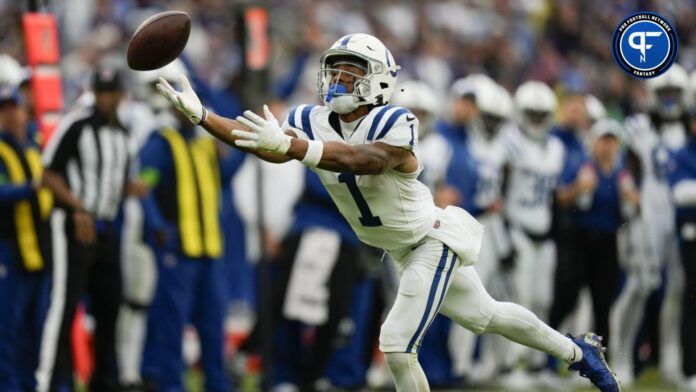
[514,81,557,140]
[317,34,401,113]
[134,59,187,111]
[585,94,606,124]
[646,63,690,120]
[391,79,439,135]
[0,54,25,89]
[476,82,513,139]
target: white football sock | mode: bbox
[384,352,430,391]
[116,305,148,383]
[484,301,582,364]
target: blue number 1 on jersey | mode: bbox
[338,173,383,227]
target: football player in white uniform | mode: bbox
[499,81,566,376]
[503,81,565,330]
[155,33,620,392]
[610,64,691,387]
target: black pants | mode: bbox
[680,221,696,376]
[243,231,362,388]
[549,226,620,346]
[40,211,122,391]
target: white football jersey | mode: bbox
[624,113,687,224]
[502,124,565,235]
[417,132,451,192]
[282,104,437,251]
[468,127,509,211]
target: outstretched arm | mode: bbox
[201,112,291,163]
[285,138,415,175]
[156,74,291,164]
[232,106,418,175]
[156,74,416,173]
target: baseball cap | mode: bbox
[92,67,123,92]
[591,118,624,142]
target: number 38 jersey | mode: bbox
[502,124,565,235]
[282,104,437,252]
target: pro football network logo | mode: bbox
[612,12,678,78]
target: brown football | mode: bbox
[127,11,191,71]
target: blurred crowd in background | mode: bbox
[0,0,693,114]
[1,0,696,391]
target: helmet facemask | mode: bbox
[655,86,685,120]
[479,112,505,140]
[520,109,553,140]
[317,53,375,114]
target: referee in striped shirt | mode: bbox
[37,68,130,392]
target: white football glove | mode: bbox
[232,105,293,154]
[156,74,207,125]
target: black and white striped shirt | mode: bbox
[42,106,129,220]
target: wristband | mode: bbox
[301,140,324,167]
[198,107,208,125]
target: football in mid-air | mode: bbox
[127,11,191,71]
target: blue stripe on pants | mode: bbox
[406,244,450,353]
[421,252,458,343]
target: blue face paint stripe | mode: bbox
[287,106,299,129]
[405,244,450,353]
[418,252,458,351]
[301,105,315,140]
[366,106,393,141]
[376,108,410,140]
[340,35,353,46]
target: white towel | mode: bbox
[426,206,484,266]
[283,228,342,325]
